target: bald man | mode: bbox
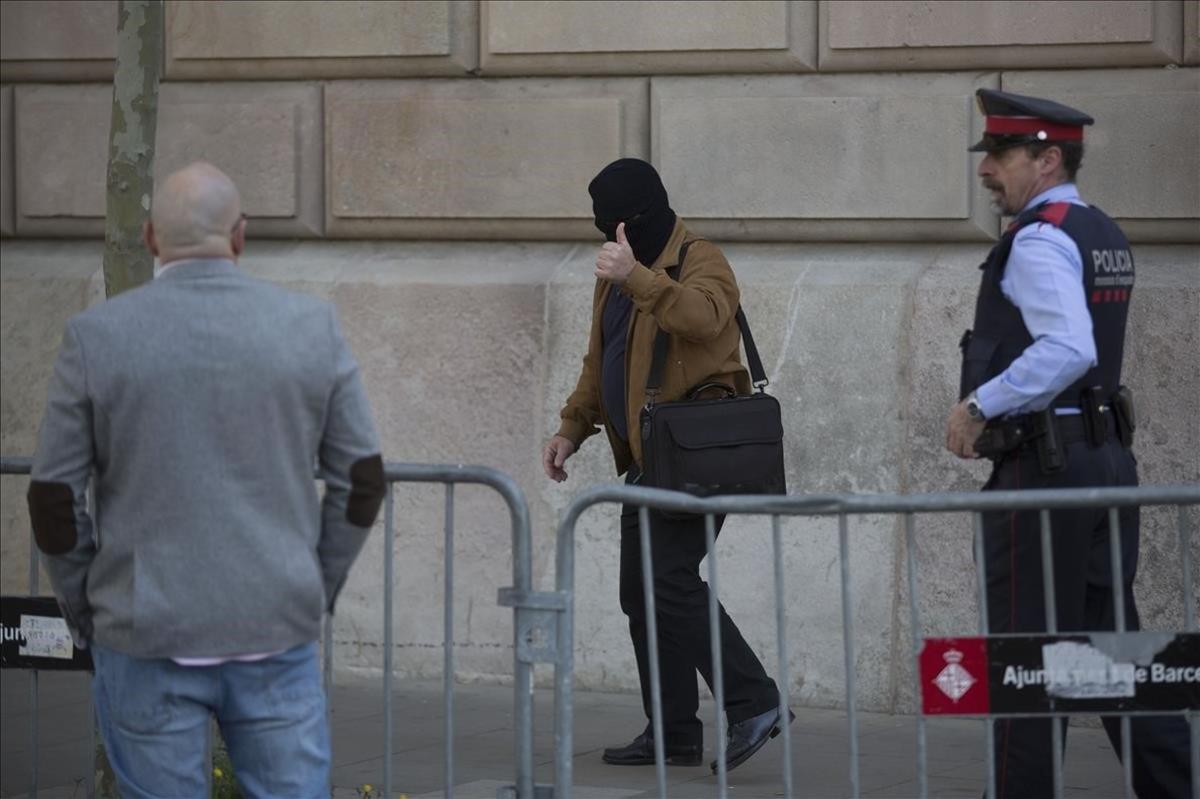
[145,160,246,263]
[28,162,384,798]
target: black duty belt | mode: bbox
[1044,410,1116,446]
[974,387,1135,474]
[976,408,1117,474]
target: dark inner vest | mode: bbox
[601,287,634,442]
[959,200,1134,409]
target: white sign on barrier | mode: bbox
[18,614,73,660]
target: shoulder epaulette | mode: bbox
[1035,201,1072,227]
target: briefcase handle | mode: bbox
[645,239,770,406]
[687,382,737,400]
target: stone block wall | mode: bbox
[2,1,1197,713]
[13,82,323,237]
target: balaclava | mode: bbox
[587,158,677,267]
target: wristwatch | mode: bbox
[965,391,987,422]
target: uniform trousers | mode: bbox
[982,437,1192,799]
[618,470,779,747]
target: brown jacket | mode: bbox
[556,219,751,475]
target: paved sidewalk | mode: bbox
[3,669,1130,798]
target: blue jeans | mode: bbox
[91,641,329,799]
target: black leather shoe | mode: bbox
[602,730,703,766]
[710,707,796,773]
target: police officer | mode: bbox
[945,89,1192,797]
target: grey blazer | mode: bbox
[28,259,384,659]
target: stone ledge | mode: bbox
[0,60,115,83]
[1113,220,1200,244]
[480,0,817,75]
[679,218,998,243]
[819,0,1183,72]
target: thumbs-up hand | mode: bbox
[615,221,630,247]
[595,221,637,284]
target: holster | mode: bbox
[1032,408,1065,474]
[1080,386,1106,448]
[1111,385,1136,448]
[973,420,1028,460]
[973,408,1065,474]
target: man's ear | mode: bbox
[1040,145,1064,176]
[142,220,159,257]
[231,216,246,257]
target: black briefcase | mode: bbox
[638,247,786,497]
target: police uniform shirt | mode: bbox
[973,183,1098,420]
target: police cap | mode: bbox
[968,88,1094,153]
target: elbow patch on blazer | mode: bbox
[27,481,77,555]
[347,454,385,528]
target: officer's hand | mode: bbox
[542,435,577,482]
[595,222,636,284]
[945,401,986,459]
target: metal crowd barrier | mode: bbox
[541,483,1200,799]
[1,456,96,799]
[0,456,537,799]
[332,462,535,799]
[5,448,1196,799]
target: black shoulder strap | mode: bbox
[645,239,768,403]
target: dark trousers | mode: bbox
[982,439,1192,799]
[618,472,778,748]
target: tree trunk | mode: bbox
[96,6,163,791]
[102,0,162,298]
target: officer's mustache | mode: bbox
[982,179,1004,193]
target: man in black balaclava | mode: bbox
[542,158,791,773]
[588,157,677,267]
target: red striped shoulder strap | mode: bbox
[1035,201,1072,227]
